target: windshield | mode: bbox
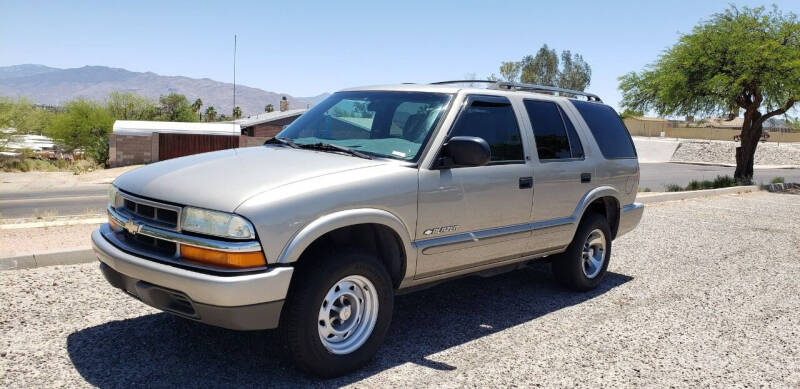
[275,91,452,161]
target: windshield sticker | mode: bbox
[391,150,407,158]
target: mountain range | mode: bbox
[0,64,330,116]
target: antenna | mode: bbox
[233,34,237,116]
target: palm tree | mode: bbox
[232,106,242,119]
[204,106,217,122]
[265,104,274,113]
[191,98,203,120]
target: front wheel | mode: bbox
[552,213,612,291]
[280,250,394,377]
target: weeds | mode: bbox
[0,158,101,173]
[771,176,785,184]
[663,175,743,192]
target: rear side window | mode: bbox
[450,96,524,162]
[524,100,584,160]
[571,100,636,159]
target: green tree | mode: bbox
[106,92,158,120]
[204,106,217,122]
[265,104,274,113]
[191,98,203,120]
[45,99,113,164]
[520,44,559,86]
[558,51,591,91]
[157,93,197,122]
[619,5,800,180]
[232,106,242,119]
[499,61,522,82]
[514,44,592,91]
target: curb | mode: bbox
[668,161,800,169]
[637,185,760,204]
[0,247,94,271]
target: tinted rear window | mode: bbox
[571,101,636,159]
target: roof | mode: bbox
[113,120,241,136]
[234,109,308,128]
[340,83,602,103]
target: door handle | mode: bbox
[580,173,592,183]
[519,177,533,189]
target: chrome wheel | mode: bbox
[582,229,606,279]
[317,275,379,355]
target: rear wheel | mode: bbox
[280,250,393,377]
[552,213,611,291]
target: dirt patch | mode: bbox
[0,165,142,192]
[0,223,98,257]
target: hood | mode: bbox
[114,146,386,212]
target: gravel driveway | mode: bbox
[1,192,799,387]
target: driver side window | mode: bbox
[449,96,524,163]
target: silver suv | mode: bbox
[92,81,643,376]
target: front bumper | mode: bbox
[617,202,644,238]
[92,228,293,330]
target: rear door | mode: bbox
[522,99,595,251]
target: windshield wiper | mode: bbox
[265,137,300,148]
[298,142,373,160]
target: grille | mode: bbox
[121,230,178,257]
[118,193,180,231]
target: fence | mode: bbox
[623,118,800,143]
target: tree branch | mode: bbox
[759,98,796,124]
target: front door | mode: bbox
[415,95,534,278]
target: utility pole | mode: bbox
[233,34,237,116]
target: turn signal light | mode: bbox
[181,245,266,269]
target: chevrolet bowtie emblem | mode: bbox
[123,219,141,235]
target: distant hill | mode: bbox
[296,92,332,106]
[0,64,322,116]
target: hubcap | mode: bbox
[582,229,606,279]
[317,275,379,355]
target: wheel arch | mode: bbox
[574,186,622,239]
[277,208,414,288]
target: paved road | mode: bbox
[2,192,799,387]
[0,187,108,219]
[1,163,799,219]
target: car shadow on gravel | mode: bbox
[67,261,631,387]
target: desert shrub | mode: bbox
[665,184,683,192]
[771,176,785,184]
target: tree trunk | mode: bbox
[734,109,762,182]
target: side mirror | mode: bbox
[438,136,491,168]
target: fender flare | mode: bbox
[276,208,416,277]
[571,186,622,229]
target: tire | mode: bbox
[279,249,394,377]
[551,212,612,291]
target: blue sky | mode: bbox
[2,0,799,110]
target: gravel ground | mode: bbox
[0,223,98,257]
[672,139,800,166]
[1,192,799,387]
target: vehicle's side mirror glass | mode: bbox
[438,136,491,168]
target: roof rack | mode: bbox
[430,80,602,102]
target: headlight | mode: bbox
[107,186,121,208]
[180,207,255,239]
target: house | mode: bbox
[109,108,307,167]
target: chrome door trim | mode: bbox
[414,217,573,255]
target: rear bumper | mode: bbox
[92,228,293,330]
[617,202,644,238]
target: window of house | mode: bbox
[449,96,524,162]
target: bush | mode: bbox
[771,176,785,184]
[665,184,683,192]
